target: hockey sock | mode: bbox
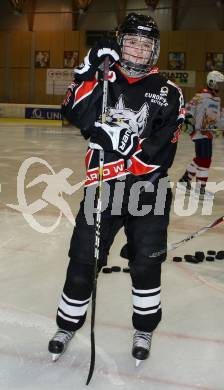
[130,262,162,332]
[56,262,94,331]
[186,161,197,180]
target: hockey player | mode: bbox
[48,13,184,366]
[179,70,224,199]
[219,107,224,137]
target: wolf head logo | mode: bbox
[107,95,149,135]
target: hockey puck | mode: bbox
[205,256,215,262]
[102,267,112,274]
[195,251,205,262]
[184,255,200,264]
[215,251,224,260]
[120,244,128,259]
[207,250,216,256]
[173,256,182,262]
[123,267,130,273]
[111,266,121,272]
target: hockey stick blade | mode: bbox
[86,284,96,385]
[149,215,224,258]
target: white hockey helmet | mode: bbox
[207,70,224,90]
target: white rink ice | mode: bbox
[0,122,224,390]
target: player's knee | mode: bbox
[66,261,94,288]
[129,256,164,279]
[130,252,166,271]
[148,253,167,264]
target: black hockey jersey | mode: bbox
[62,65,185,186]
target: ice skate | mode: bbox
[177,176,192,195]
[132,330,152,367]
[178,178,214,202]
[48,328,75,362]
[193,184,214,201]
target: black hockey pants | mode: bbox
[56,176,172,333]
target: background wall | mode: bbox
[0,30,86,104]
[1,0,223,31]
[0,0,224,105]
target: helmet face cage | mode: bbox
[118,33,160,74]
[117,13,160,76]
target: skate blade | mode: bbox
[199,195,214,202]
[188,192,213,202]
[177,184,191,193]
[52,353,61,362]
[135,359,142,367]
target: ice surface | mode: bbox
[0,122,224,390]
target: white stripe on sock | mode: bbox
[133,293,160,309]
[132,286,161,294]
[57,311,79,324]
[62,292,90,305]
[59,299,89,317]
[134,305,161,315]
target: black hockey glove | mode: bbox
[183,114,195,134]
[74,38,120,81]
[89,120,139,159]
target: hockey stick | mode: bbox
[86,56,110,386]
[149,215,224,258]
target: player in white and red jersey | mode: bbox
[218,106,224,137]
[179,70,224,199]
